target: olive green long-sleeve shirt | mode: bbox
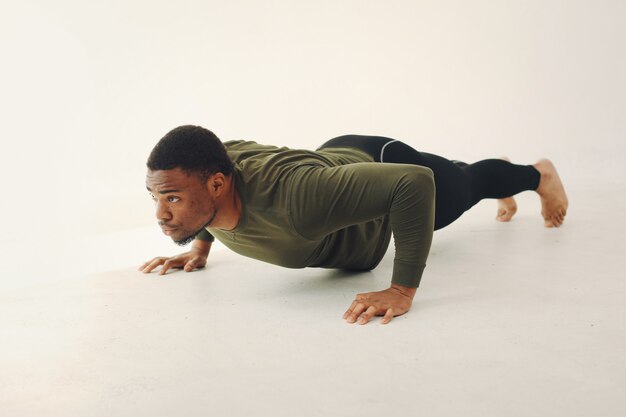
[196,140,435,288]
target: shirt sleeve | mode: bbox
[195,228,215,242]
[287,162,435,288]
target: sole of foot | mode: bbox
[496,157,518,222]
[533,158,569,228]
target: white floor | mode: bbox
[1,184,625,417]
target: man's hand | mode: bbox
[343,284,417,325]
[138,249,208,275]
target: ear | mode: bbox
[207,173,226,195]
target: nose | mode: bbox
[155,200,173,222]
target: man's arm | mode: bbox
[288,162,435,324]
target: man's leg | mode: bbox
[318,134,568,229]
[451,154,568,227]
[494,156,518,222]
[382,143,543,230]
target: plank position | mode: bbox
[140,125,568,325]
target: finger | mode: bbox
[185,256,206,272]
[142,258,166,273]
[346,303,366,323]
[138,261,150,271]
[159,259,181,275]
[343,301,358,319]
[358,306,378,325]
[184,260,196,272]
[139,258,157,272]
[381,308,394,324]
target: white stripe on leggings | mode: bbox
[380,139,399,162]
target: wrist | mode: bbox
[191,239,211,256]
[391,283,418,299]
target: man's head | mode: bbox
[146,125,234,245]
[147,125,233,180]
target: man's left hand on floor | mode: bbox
[343,284,417,325]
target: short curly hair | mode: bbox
[147,125,234,180]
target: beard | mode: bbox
[173,208,218,246]
[173,229,203,246]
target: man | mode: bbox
[140,125,568,325]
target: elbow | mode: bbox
[405,166,435,198]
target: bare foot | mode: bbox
[533,158,569,228]
[496,157,518,222]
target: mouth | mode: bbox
[161,227,177,236]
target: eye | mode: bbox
[149,193,156,201]
[167,196,180,203]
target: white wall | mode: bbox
[1,0,624,243]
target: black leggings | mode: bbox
[317,134,541,231]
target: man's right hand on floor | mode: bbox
[139,249,208,275]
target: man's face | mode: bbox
[146,168,217,245]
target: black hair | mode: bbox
[147,125,234,180]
